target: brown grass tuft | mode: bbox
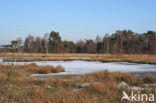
[54,65,65,73]
[143,74,156,83]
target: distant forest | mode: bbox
[1,30,156,54]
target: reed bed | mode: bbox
[0,64,155,103]
[0,63,65,74]
[2,53,156,64]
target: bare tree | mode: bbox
[42,33,49,53]
[85,39,97,53]
[34,37,42,53]
[17,38,22,52]
[24,35,34,53]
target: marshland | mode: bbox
[0,53,156,103]
[1,0,156,102]
[1,30,156,103]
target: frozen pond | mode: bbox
[1,57,156,77]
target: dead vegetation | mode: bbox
[2,53,156,64]
[0,64,155,103]
[0,63,65,74]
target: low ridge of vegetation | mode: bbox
[2,53,156,64]
[0,63,65,74]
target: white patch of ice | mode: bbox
[0,58,2,63]
[1,58,156,76]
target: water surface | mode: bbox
[1,57,156,77]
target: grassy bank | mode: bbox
[2,53,156,64]
[0,64,155,103]
[0,63,65,74]
[0,53,103,57]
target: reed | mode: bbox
[2,53,156,64]
[0,63,65,74]
[0,64,155,103]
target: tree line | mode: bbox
[1,30,156,54]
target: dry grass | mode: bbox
[0,53,102,57]
[0,64,155,103]
[3,58,82,62]
[54,65,65,73]
[2,53,156,64]
[143,74,156,83]
[0,63,65,74]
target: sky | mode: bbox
[0,0,156,44]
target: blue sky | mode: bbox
[0,0,156,44]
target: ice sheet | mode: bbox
[1,59,156,76]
